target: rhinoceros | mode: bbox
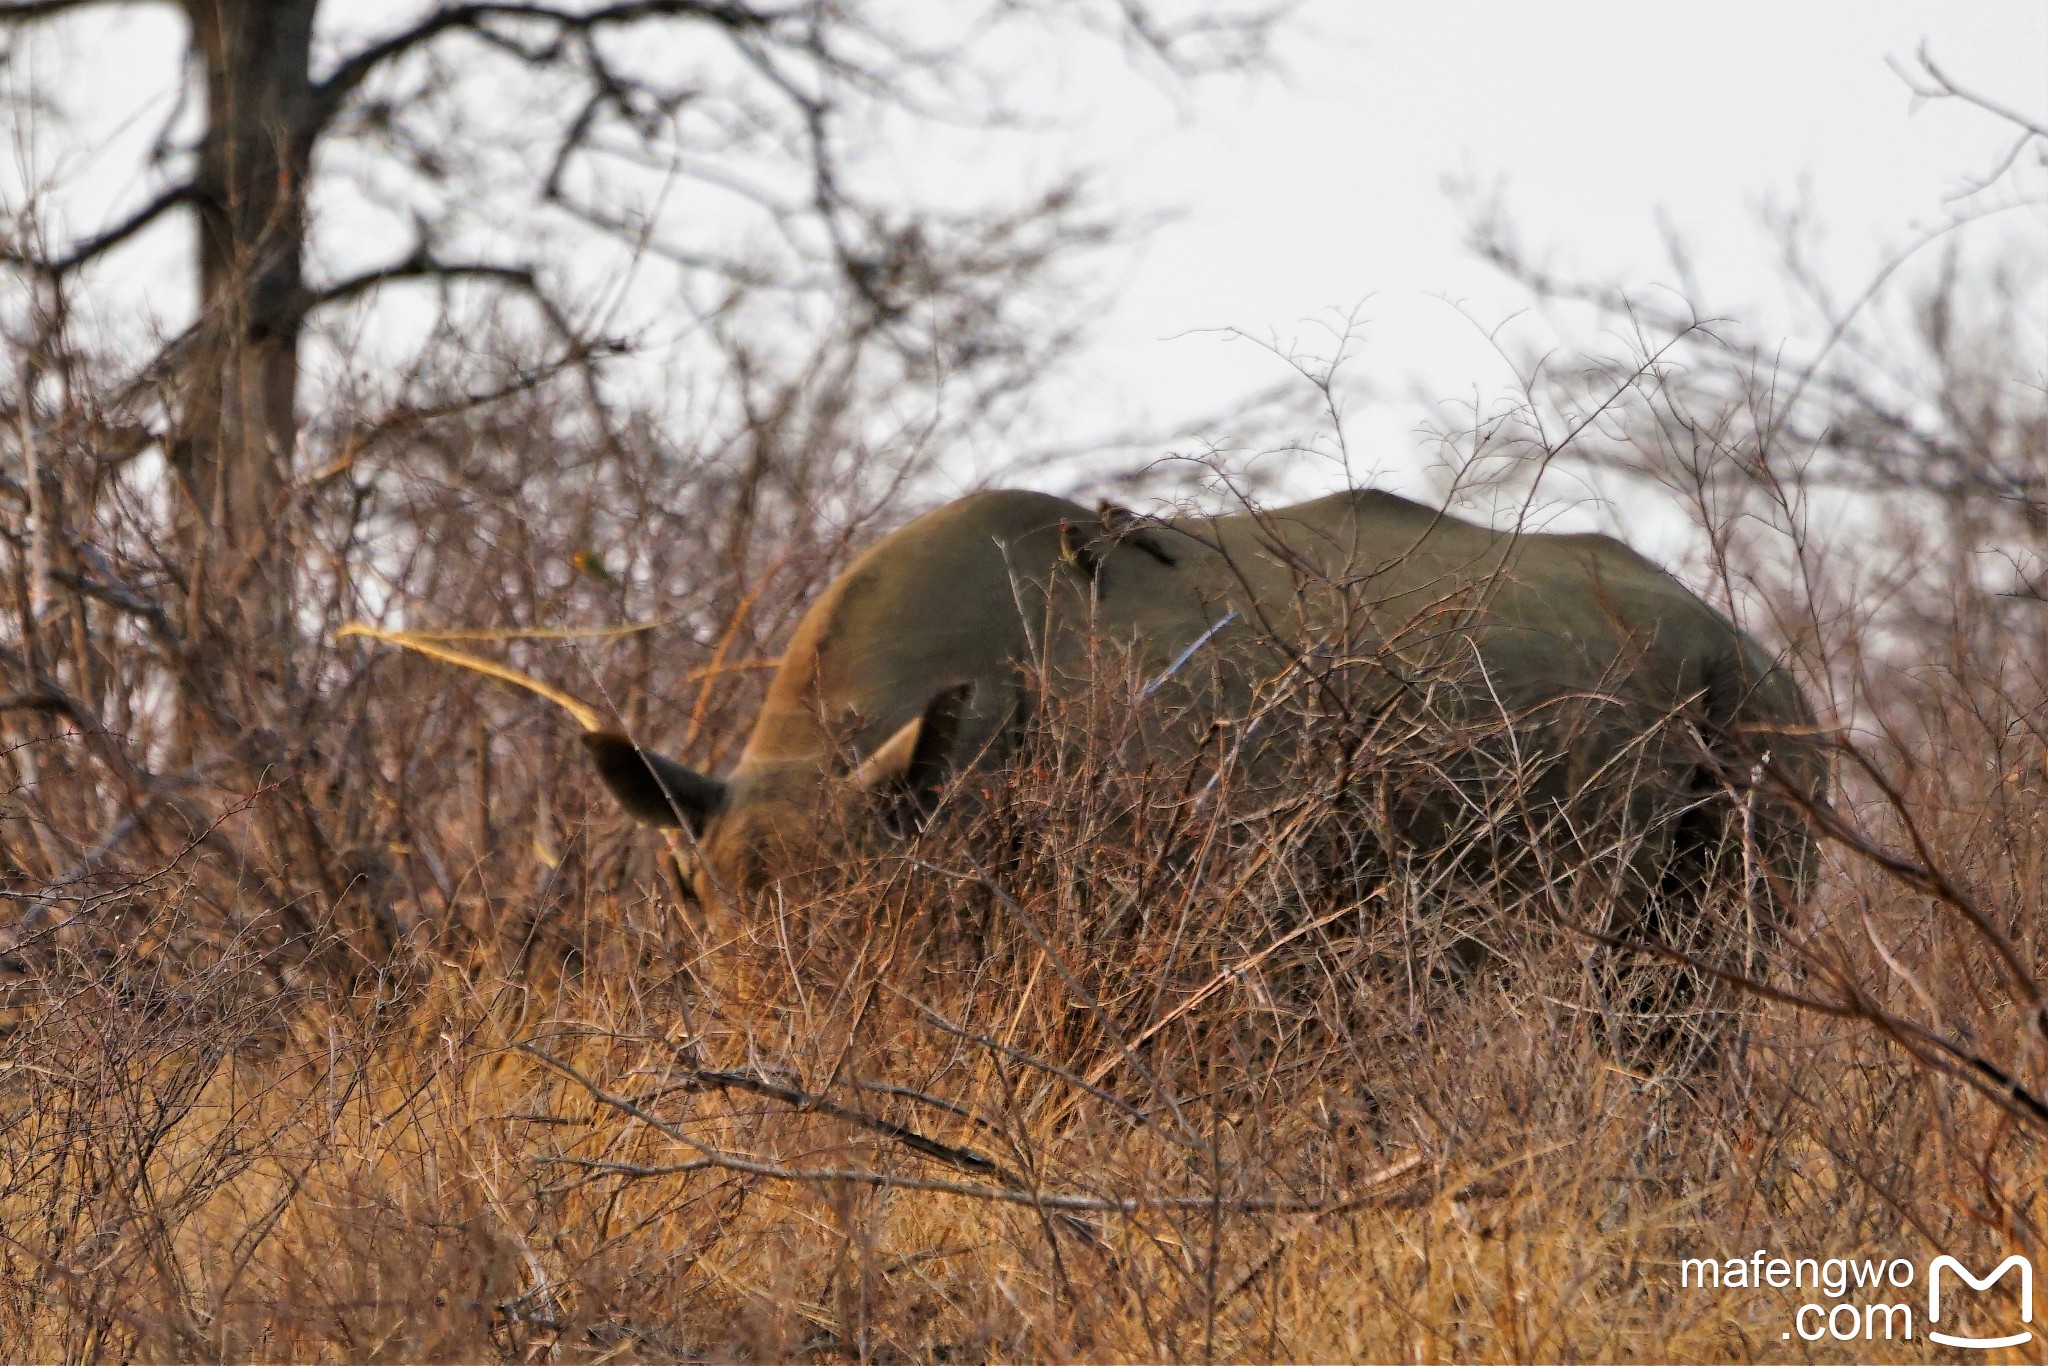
[584,488,1822,916]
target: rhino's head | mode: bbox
[581,681,972,912]
[578,488,1200,909]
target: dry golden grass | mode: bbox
[4,661,2043,1362]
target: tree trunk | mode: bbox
[174,0,317,655]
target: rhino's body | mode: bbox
[587,488,1821,910]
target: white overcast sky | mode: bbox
[13,1,2048,528]
[1030,1,2048,511]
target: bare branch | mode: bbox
[1585,917,2048,1131]
[312,1,793,132]
[303,248,538,312]
[679,1063,1017,1185]
[1894,43,2048,144]
[0,689,73,717]
[523,1044,1429,1215]
[1109,0,1289,74]
[0,0,126,21]
[2,183,192,275]
[301,248,613,357]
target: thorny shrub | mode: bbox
[2,287,2048,1361]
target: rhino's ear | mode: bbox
[852,683,971,800]
[582,732,726,833]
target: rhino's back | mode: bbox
[1156,489,1794,726]
[735,485,1811,786]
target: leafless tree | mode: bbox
[0,0,1277,681]
[0,0,1278,978]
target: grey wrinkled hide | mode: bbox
[587,488,1824,914]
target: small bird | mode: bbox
[1057,520,1103,579]
[571,549,619,586]
[1097,500,1178,567]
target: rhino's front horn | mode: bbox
[582,732,726,833]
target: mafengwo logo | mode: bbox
[1928,1255,2032,1350]
[1680,1249,2033,1347]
